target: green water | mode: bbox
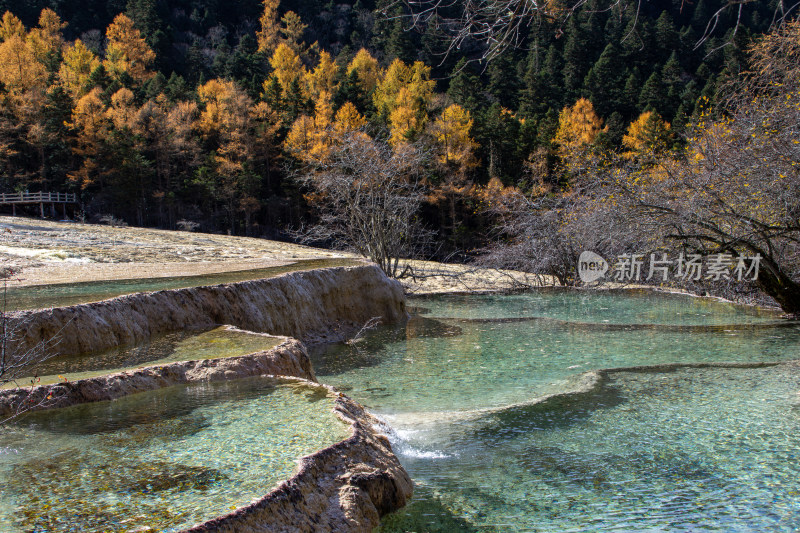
[414,289,783,325]
[382,366,800,532]
[4,257,361,311]
[9,326,283,388]
[309,291,800,532]
[0,377,349,532]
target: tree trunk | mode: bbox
[755,256,800,315]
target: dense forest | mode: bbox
[0,0,783,251]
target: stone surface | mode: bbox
[0,338,314,417]
[184,388,413,533]
[0,262,413,532]
[11,264,406,356]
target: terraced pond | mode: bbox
[4,326,284,389]
[0,377,349,532]
[4,257,361,311]
[310,290,800,532]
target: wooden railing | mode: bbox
[0,192,77,204]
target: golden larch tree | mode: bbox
[430,104,478,166]
[0,12,24,41]
[104,14,156,86]
[106,88,138,130]
[267,43,305,93]
[66,87,110,189]
[284,114,316,161]
[27,9,66,67]
[347,48,381,97]
[373,58,410,119]
[256,0,281,55]
[388,87,419,146]
[334,102,367,134]
[305,50,338,100]
[280,11,307,55]
[554,98,605,161]
[622,111,672,160]
[59,40,101,98]
[0,35,47,93]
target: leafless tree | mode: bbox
[610,20,800,313]
[478,173,642,285]
[294,134,434,278]
[1,267,62,423]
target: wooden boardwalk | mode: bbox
[0,192,78,217]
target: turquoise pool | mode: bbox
[310,291,800,531]
[0,377,348,532]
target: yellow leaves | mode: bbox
[27,8,66,64]
[285,92,341,163]
[554,98,605,160]
[59,39,100,98]
[268,43,305,93]
[106,88,137,130]
[388,101,418,147]
[0,11,24,41]
[280,11,307,55]
[305,51,339,100]
[373,58,434,121]
[68,87,107,135]
[375,59,434,146]
[256,0,281,54]
[430,104,478,166]
[334,102,367,133]
[373,58,410,118]
[0,34,47,93]
[313,90,334,129]
[347,49,381,96]
[104,14,155,85]
[621,111,672,160]
[284,114,316,159]
[197,79,251,135]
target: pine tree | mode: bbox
[654,11,678,53]
[446,59,482,112]
[583,43,626,118]
[639,71,666,114]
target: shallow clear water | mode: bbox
[309,291,800,532]
[9,326,283,388]
[5,257,360,311]
[414,290,783,325]
[0,377,349,532]
[312,316,800,415]
[382,366,800,532]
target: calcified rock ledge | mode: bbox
[0,345,412,532]
[185,382,413,533]
[1,264,412,532]
[0,337,315,417]
[12,264,406,356]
